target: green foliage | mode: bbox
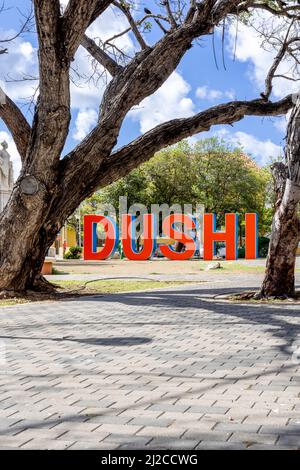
[143,21,152,32]
[63,246,83,260]
[235,236,270,259]
[258,236,270,258]
[91,138,274,235]
[140,140,194,207]
[191,138,272,230]
[238,246,245,259]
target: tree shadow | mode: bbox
[5,284,300,356]
[57,284,299,357]
[1,284,300,446]
[0,334,152,347]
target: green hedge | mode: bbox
[63,246,83,260]
[238,236,270,259]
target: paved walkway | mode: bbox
[0,280,300,449]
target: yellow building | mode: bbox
[53,225,77,256]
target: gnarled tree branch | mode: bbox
[63,0,113,59]
[163,0,178,29]
[47,94,291,231]
[88,0,113,26]
[61,0,243,192]
[263,20,299,100]
[30,0,71,173]
[0,90,31,161]
[54,94,293,227]
[81,34,123,77]
[98,95,293,187]
[113,1,148,50]
[248,1,300,20]
[271,161,288,206]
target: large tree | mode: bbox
[259,93,300,298]
[0,0,299,293]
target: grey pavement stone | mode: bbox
[20,439,74,450]
[146,438,200,450]
[196,441,247,450]
[137,425,185,438]
[259,425,300,435]
[277,434,300,447]
[184,430,232,441]
[67,440,120,450]
[228,432,278,445]
[128,417,174,427]
[247,444,295,450]
[0,277,300,449]
[214,423,261,433]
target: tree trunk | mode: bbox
[260,178,300,298]
[260,94,300,298]
[0,163,91,293]
[0,177,59,292]
[0,231,52,293]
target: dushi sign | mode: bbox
[83,213,258,261]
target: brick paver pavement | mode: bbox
[0,280,299,449]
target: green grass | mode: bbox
[200,261,300,273]
[56,279,195,294]
[0,299,29,307]
[215,262,265,272]
[52,268,69,275]
[0,280,197,308]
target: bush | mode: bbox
[258,236,269,258]
[63,246,83,260]
[237,237,269,258]
[238,246,245,258]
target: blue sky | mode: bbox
[0,1,295,177]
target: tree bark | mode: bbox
[0,176,59,292]
[260,179,300,297]
[260,95,300,297]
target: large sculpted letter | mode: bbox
[245,213,258,259]
[160,214,196,260]
[122,214,156,260]
[203,213,238,261]
[84,215,118,260]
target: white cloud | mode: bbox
[216,128,282,165]
[19,42,35,61]
[0,131,21,179]
[130,71,194,133]
[73,108,98,141]
[1,5,136,111]
[0,31,38,104]
[0,6,137,155]
[69,48,104,110]
[273,116,288,133]
[228,11,299,99]
[196,86,235,101]
[69,5,136,110]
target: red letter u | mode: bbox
[122,214,156,260]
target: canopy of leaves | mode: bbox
[82,137,273,234]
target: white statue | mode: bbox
[0,141,14,213]
[0,141,14,191]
